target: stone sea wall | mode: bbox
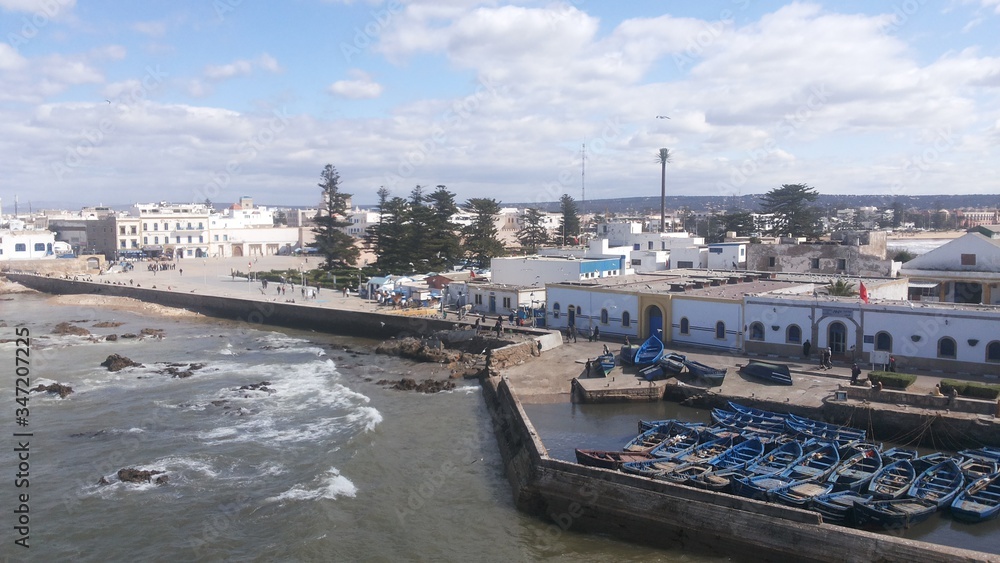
[480,374,993,562]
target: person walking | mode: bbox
[851,363,862,385]
[802,339,811,358]
[593,325,600,341]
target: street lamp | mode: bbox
[529,292,535,328]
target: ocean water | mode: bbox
[1,293,702,562]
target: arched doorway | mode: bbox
[828,321,847,355]
[567,305,576,328]
[233,246,244,257]
[645,305,663,340]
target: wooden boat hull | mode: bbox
[908,459,964,509]
[827,449,883,492]
[658,353,686,375]
[739,360,793,385]
[868,459,917,500]
[633,335,664,367]
[596,353,615,376]
[574,449,654,470]
[812,490,873,526]
[684,360,727,386]
[854,498,938,530]
[951,472,1000,523]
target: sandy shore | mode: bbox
[45,294,203,318]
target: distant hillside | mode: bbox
[512,194,1000,214]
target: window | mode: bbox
[143,237,148,244]
[153,223,158,231]
[214,235,219,241]
[154,236,159,244]
[622,311,630,328]
[34,243,45,251]
[633,243,640,250]
[677,261,694,268]
[767,257,776,267]
[749,322,765,341]
[575,306,583,317]
[119,227,126,235]
[199,236,204,243]
[553,303,560,319]
[120,240,126,248]
[131,240,138,248]
[633,259,642,266]
[130,227,136,235]
[987,341,1000,363]
[811,258,820,269]
[474,294,482,305]
[198,222,204,229]
[680,317,689,335]
[176,223,181,230]
[14,243,26,252]
[837,259,846,270]
[961,254,977,266]
[187,236,192,243]
[786,325,801,344]
[502,297,511,308]
[715,321,726,339]
[187,222,192,229]
[647,241,653,250]
[176,237,181,243]
[875,332,892,352]
[938,337,956,359]
[600,309,609,324]
[143,223,148,230]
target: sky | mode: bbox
[1,0,999,211]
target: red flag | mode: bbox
[859,282,869,304]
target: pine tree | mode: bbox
[759,183,822,238]
[312,164,359,269]
[374,196,409,273]
[463,198,505,269]
[425,185,461,271]
[558,194,581,245]
[516,208,549,253]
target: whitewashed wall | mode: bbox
[546,286,639,340]
[669,297,742,351]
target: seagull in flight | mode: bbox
[656,115,670,119]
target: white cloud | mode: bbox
[0,43,28,71]
[132,20,168,38]
[327,70,382,99]
[0,0,75,14]
[204,59,254,80]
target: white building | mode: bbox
[491,255,625,286]
[0,229,56,261]
[899,231,1000,305]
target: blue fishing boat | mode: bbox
[827,448,883,492]
[738,360,793,385]
[962,446,1000,462]
[710,409,786,434]
[574,449,655,470]
[854,497,939,529]
[683,359,727,386]
[958,456,998,480]
[734,442,840,500]
[912,452,956,475]
[646,426,706,459]
[720,440,804,493]
[596,352,615,376]
[785,414,866,447]
[727,402,787,424]
[633,335,664,367]
[881,447,919,463]
[655,437,736,483]
[772,480,835,507]
[868,459,917,500]
[636,419,705,434]
[622,422,690,452]
[619,344,640,366]
[908,459,964,509]
[951,471,1000,523]
[658,352,686,375]
[812,490,874,526]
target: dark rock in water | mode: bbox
[53,322,90,336]
[117,468,165,484]
[376,377,457,394]
[92,321,124,328]
[120,333,138,339]
[155,475,169,486]
[101,354,143,371]
[211,400,228,407]
[105,334,118,341]
[238,381,274,393]
[139,327,165,338]
[375,337,462,364]
[31,383,74,398]
[97,477,110,486]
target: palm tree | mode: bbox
[825,279,857,297]
[657,148,672,232]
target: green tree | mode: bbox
[312,164,359,268]
[272,209,287,227]
[825,278,857,297]
[759,183,822,238]
[657,148,672,232]
[516,207,549,253]
[364,186,391,262]
[404,185,434,272]
[892,249,916,263]
[558,193,581,245]
[424,185,462,271]
[717,210,756,237]
[463,198,504,269]
[374,196,409,273]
